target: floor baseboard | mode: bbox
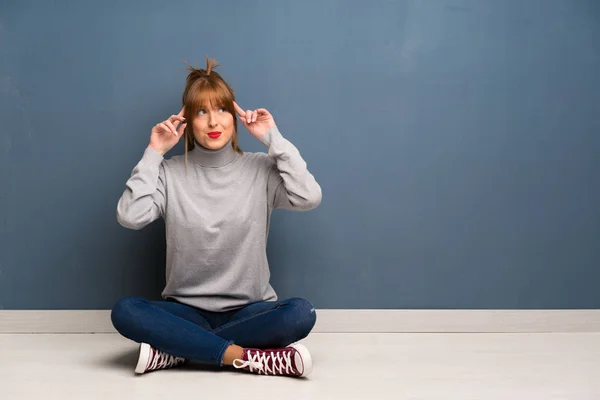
[0,310,599,333]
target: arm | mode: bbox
[116,147,167,229]
[261,126,322,211]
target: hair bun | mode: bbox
[184,56,220,83]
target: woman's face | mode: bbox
[192,104,235,150]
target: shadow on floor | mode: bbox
[95,347,139,371]
[94,345,237,375]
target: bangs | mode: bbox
[187,80,235,114]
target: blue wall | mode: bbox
[1,0,599,309]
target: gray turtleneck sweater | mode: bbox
[116,126,321,312]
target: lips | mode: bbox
[207,131,222,139]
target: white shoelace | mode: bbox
[148,348,185,371]
[233,350,294,375]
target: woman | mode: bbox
[111,58,322,378]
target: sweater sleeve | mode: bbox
[116,146,167,230]
[260,126,322,211]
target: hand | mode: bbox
[234,101,276,140]
[148,107,187,155]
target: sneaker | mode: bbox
[232,343,313,377]
[135,343,186,374]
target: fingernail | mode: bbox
[247,119,251,123]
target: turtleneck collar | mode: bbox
[189,137,239,168]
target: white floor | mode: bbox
[0,333,598,400]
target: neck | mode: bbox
[189,138,238,168]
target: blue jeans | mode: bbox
[110,296,317,366]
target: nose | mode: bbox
[208,113,217,128]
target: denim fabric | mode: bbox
[110,296,317,365]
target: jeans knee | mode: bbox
[110,296,143,335]
[285,297,317,339]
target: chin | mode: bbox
[204,137,229,150]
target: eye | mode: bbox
[198,109,206,115]
[218,107,227,112]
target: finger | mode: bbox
[169,116,186,134]
[245,110,252,124]
[252,110,258,123]
[165,120,178,135]
[233,101,246,117]
[177,122,187,136]
[256,109,271,120]
[177,107,185,117]
[171,117,186,129]
[169,114,186,125]
[159,123,173,135]
[164,121,178,136]
[256,108,270,116]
